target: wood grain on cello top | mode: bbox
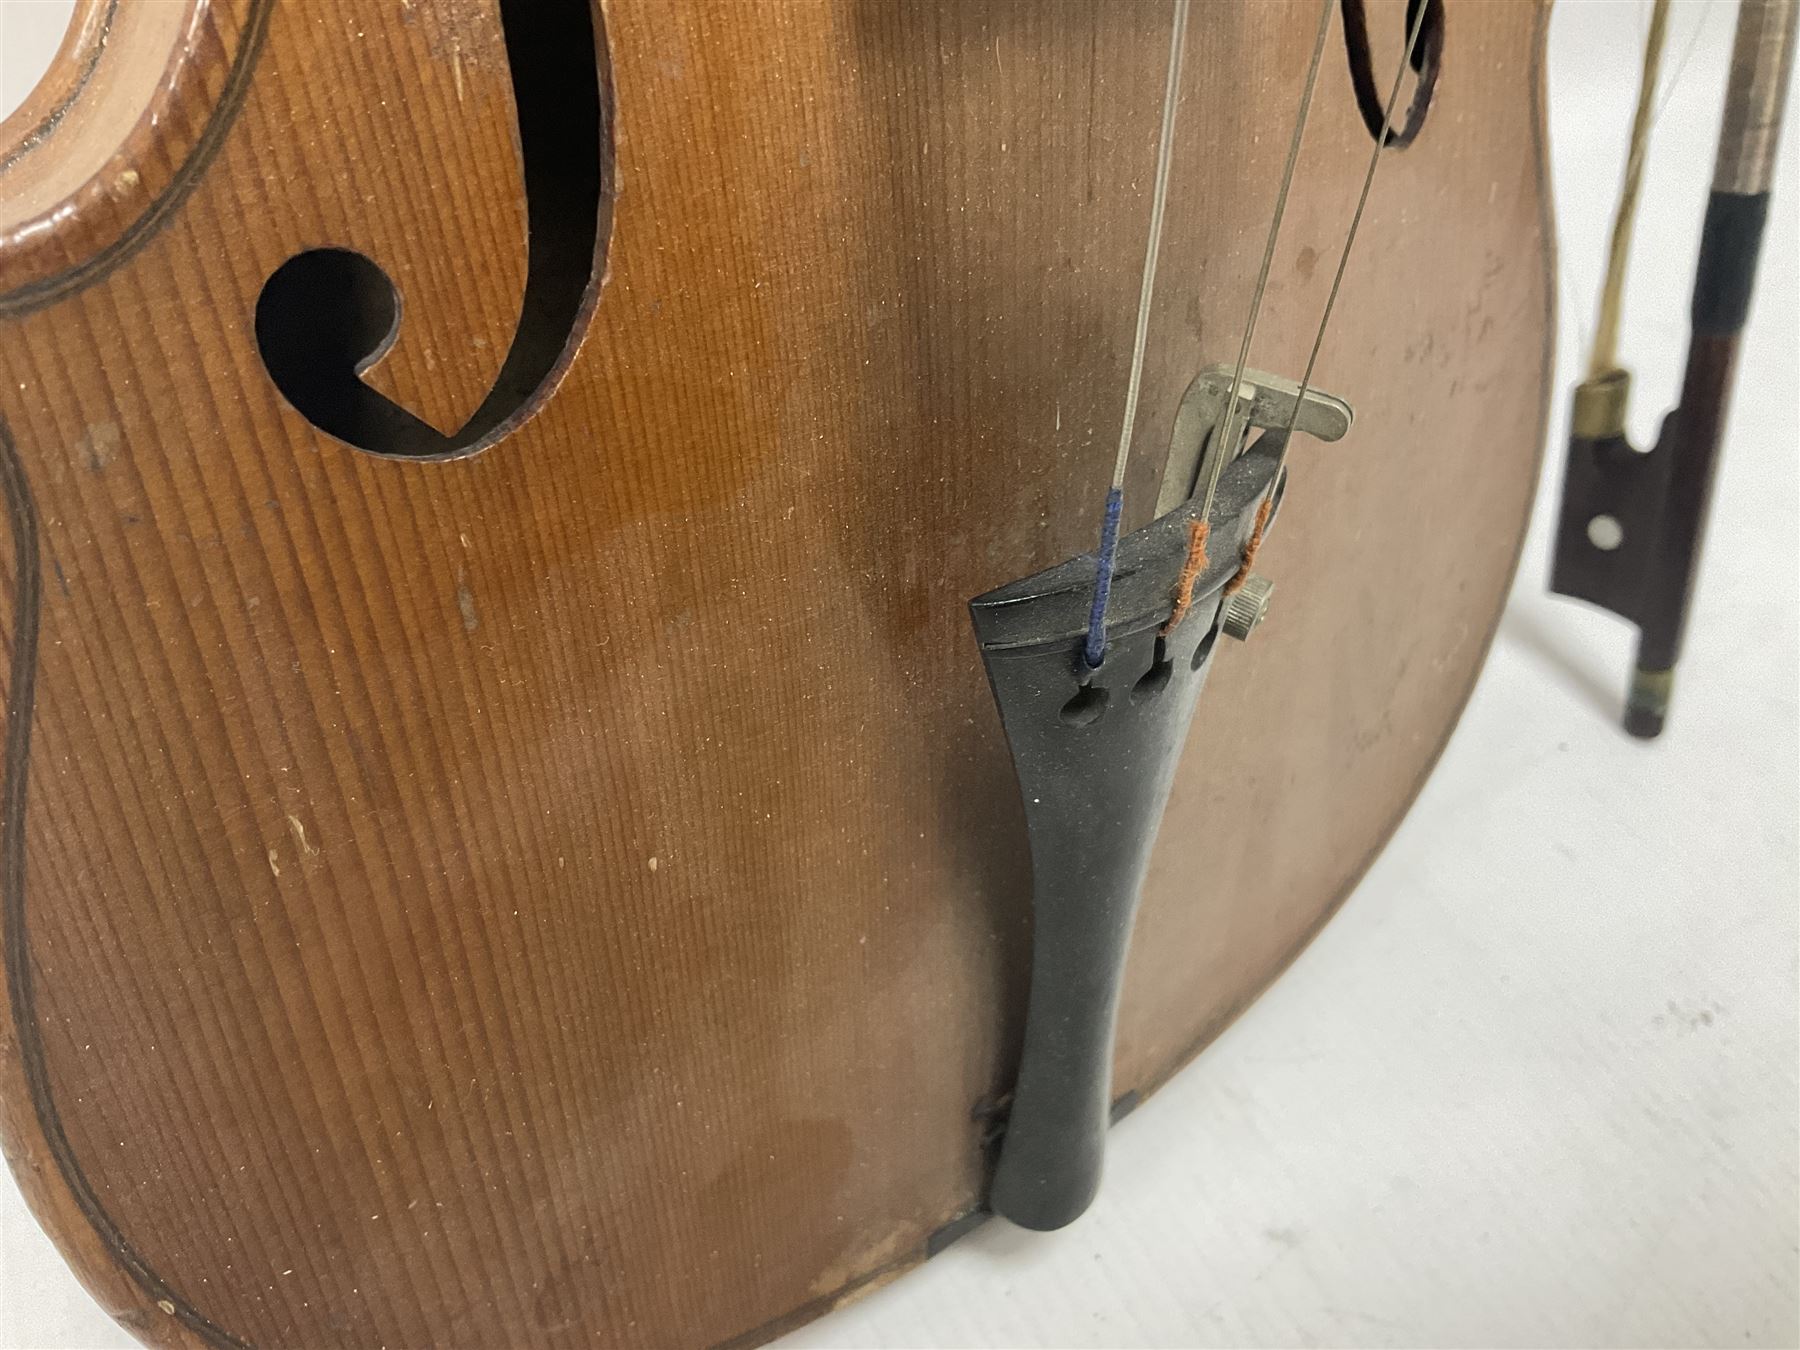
[0,2,1554,1346]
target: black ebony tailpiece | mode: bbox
[971,367,1350,1231]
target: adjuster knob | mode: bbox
[1222,574,1275,642]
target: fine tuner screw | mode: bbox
[1222,574,1275,641]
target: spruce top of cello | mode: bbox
[0,2,1553,1346]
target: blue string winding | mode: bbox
[1083,487,1124,670]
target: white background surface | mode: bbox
[1,2,1796,1346]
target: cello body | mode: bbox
[0,1,1552,1345]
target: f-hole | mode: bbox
[254,0,612,460]
[1340,0,1444,150]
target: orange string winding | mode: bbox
[1226,495,1273,595]
[1161,519,1210,635]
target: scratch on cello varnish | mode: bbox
[76,423,120,473]
[406,0,503,93]
[284,814,319,857]
[456,580,480,633]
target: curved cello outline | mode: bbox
[0,0,123,178]
[0,0,275,320]
[0,417,244,1347]
[253,0,615,460]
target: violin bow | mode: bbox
[1551,0,1798,737]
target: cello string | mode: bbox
[1193,0,1339,527]
[1083,0,1191,670]
[1106,0,1192,498]
[1264,0,1434,498]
